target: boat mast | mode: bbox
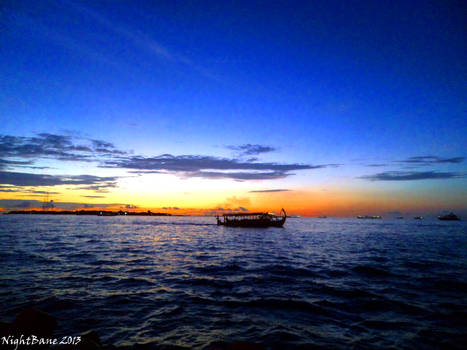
[42,191,49,211]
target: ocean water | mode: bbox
[1,215,466,349]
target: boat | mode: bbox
[98,211,118,216]
[216,208,286,227]
[414,216,423,220]
[317,215,327,218]
[356,215,382,219]
[438,212,460,221]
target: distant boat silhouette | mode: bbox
[438,212,460,221]
[41,192,54,210]
[357,215,382,219]
[99,211,118,216]
[317,215,327,218]
[414,216,423,220]
[216,208,286,227]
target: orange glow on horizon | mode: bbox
[1,181,465,217]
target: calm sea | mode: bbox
[1,215,466,349]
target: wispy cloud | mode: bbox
[189,171,289,181]
[90,139,126,155]
[360,171,465,181]
[207,206,250,213]
[77,184,117,193]
[0,185,61,195]
[203,206,249,215]
[249,189,291,193]
[360,155,464,168]
[0,185,18,193]
[365,163,388,167]
[227,144,276,156]
[69,1,226,82]
[0,199,123,210]
[395,156,465,166]
[0,159,34,169]
[8,11,123,70]
[65,0,185,63]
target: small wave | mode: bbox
[179,277,234,289]
[104,294,145,306]
[352,296,428,315]
[416,328,467,349]
[192,263,244,275]
[189,296,334,317]
[419,278,467,293]
[36,296,77,311]
[369,256,389,263]
[60,274,95,283]
[147,304,184,318]
[88,259,122,266]
[260,329,303,342]
[403,259,449,270]
[93,275,118,283]
[84,238,100,243]
[360,319,413,330]
[256,264,322,279]
[351,265,395,278]
[324,269,350,278]
[68,252,94,259]
[116,277,155,288]
[319,285,378,299]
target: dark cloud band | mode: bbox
[360,171,464,181]
[227,144,276,156]
[102,154,333,180]
[395,156,464,165]
[0,133,127,165]
[0,171,118,188]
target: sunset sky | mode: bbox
[1,0,466,217]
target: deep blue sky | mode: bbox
[0,0,466,214]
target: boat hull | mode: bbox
[218,217,286,228]
[216,208,287,228]
[438,213,461,221]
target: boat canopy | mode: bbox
[218,212,275,217]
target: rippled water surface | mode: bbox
[1,215,466,349]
